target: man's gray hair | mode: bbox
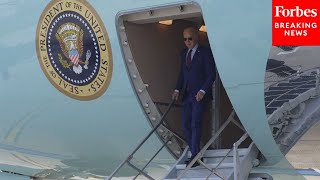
[183,27,198,34]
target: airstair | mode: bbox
[162,111,260,180]
[163,145,259,180]
[106,99,264,180]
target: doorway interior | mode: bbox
[117,3,250,158]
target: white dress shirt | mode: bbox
[186,44,199,60]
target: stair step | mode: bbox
[172,176,230,180]
[176,167,233,179]
[163,143,259,180]
[206,155,246,164]
[182,156,244,165]
[204,156,234,164]
[187,149,248,158]
[176,162,234,170]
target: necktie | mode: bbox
[186,49,192,67]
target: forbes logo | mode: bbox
[274,6,317,17]
[272,0,320,46]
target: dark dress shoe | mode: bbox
[189,157,204,163]
[190,161,200,168]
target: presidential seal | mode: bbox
[36,0,112,100]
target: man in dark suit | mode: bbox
[172,27,216,166]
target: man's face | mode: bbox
[183,30,197,49]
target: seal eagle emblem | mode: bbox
[56,23,89,74]
[36,0,112,100]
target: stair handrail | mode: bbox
[106,99,176,180]
[153,101,186,145]
[205,133,248,180]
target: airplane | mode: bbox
[0,0,319,179]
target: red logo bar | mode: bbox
[272,0,320,45]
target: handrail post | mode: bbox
[233,133,248,180]
[233,143,239,180]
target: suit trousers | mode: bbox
[182,95,208,158]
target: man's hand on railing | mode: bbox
[172,91,179,101]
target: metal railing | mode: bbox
[177,110,249,180]
[106,99,185,180]
[153,101,186,144]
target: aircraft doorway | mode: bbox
[117,3,249,158]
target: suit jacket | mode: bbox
[175,45,216,101]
